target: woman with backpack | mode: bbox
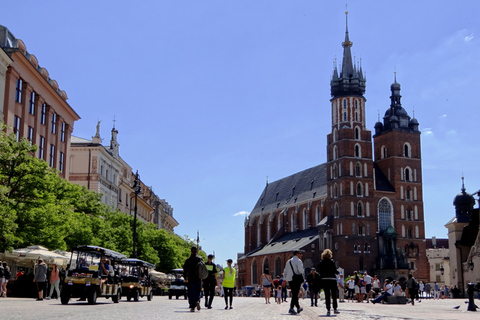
[2,263,10,297]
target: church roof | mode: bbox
[244,228,319,258]
[248,163,327,219]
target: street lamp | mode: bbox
[131,170,141,258]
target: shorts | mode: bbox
[36,281,46,292]
[264,284,272,288]
[360,286,366,294]
[354,285,360,294]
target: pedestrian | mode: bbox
[272,275,280,301]
[424,282,431,298]
[46,263,60,300]
[363,272,372,300]
[280,275,287,302]
[406,274,417,305]
[283,250,304,315]
[433,282,439,299]
[370,279,393,304]
[418,280,425,297]
[261,269,273,304]
[347,276,355,301]
[0,260,4,298]
[2,263,10,297]
[317,249,340,316]
[372,275,381,297]
[337,274,345,302]
[276,285,282,304]
[203,254,217,309]
[183,246,203,312]
[223,259,236,309]
[34,259,47,301]
[307,268,321,307]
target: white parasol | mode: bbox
[2,245,70,267]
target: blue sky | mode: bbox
[3,1,480,266]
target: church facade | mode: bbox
[238,14,429,288]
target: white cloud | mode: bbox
[465,34,474,42]
[423,128,433,135]
[233,210,249,217]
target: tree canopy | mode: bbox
[0,127,201,272]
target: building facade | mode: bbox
[0,25,80,179]
[239,13,428,288]
[425,237,450,287]
[69,122,178,232]
[445,179,480,296]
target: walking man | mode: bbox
[203,254,217,309]
[183,246,203,312]
[284,250,304,315]
[337,274,345,302]
[306,268,321,307]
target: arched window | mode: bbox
[333,164,338,179]
[252,260,258,284]
[334,203,339,218]
[263,257,270,273]
[354,242,360,253]
[357,201,364,217]
[316,206,321,225]
[355,112,358,121]
[334,184,338,198]
[355,127,360,140]
[343,99,347,109]
[408,228,413,238]
[333,128,338,142]
[303,208,308,229]
[406,207,413,221]
[381,145,387,159]
[364,242,370,252]
[378,198,393,231]
[344,112,347,121]
[356,182,363,197]
[358,223,364,236]
[404,143,411,158]
[355,100,358,109]
[405,167,411,181]
[333,146,338,160]
[406,187,412,200]
[355,144,361,158]
[355,162,362,177]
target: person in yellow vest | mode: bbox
[203,254,218,309]
[223,259,236,309]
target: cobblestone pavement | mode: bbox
[0,295,478,320]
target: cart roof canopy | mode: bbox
[72,245,127,260]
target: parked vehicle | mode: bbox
[119,258,155,302]
[60,245,127,305]
[168,268,187,300]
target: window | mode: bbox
[41,104,47,125]
[29,92,36,114]
[333,128,338,142]
[39,136,45,159]
[51,113,57,134]
[27,126,34,145]
[49,145,55,167]
[354,242,360,253]
[404,143,411,158]
[15,78,23,103]
[381,145,387,159]
[333,164,338,179]
[364,243,370,253]
[355,144,361,158]
[355,162,362,177]
[406,208,413,221]
[378,198,392,231]
[343,99,347,109]
[356,182,363,197]
[408,228,413,238]
[334,203,339,218]
[355,100,358,109]
[358,224,364,236]
[357,202,363,217]
[333,146,338,160]
[343,112,347,121]
[355,127,360,140]
[355,112,358,121]
[13,116,21,141]
[334,184,338,198]
[59,152,64,173]
[61,123,66,142]
[405,168,411,181]
[406,187,412,200]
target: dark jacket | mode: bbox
[183,255,202,282]
[306,271,321,292]
[317,259,338,280]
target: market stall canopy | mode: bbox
[150,270,167,281]
[2,245,70,267]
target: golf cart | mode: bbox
[119,258,155,302]
[60,245,127,305]
[168,268,187,300]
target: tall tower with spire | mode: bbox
[326,10,377,272]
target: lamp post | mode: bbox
[131,170,141,258]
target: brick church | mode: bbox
[237,13,429,287]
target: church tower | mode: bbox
[373,75,428,279]
[326,11,377,272]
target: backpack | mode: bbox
[4,268,10,280]
[196,259,209,280]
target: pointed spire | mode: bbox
[341,10,354,79]
[461,176,466,193]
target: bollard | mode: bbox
[467,282,477,312]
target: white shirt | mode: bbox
[348,279,355,289]
[364,274,372,285]
[283,255,304,282]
